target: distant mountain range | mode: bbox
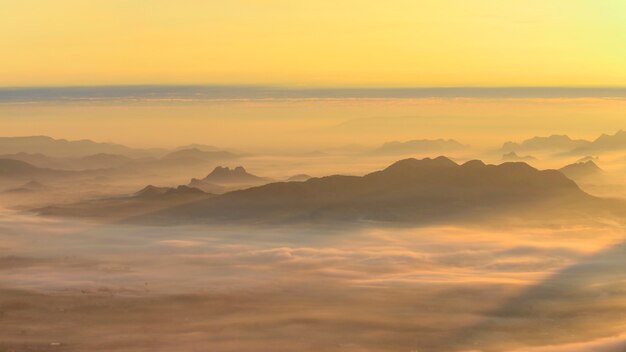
[502,131,626,155]
[372,139,467,155]
[129,156,599,225]
[567,130,626,155]
[0,158,71,179]
[502,135,589,153]
[0,136,238,167]
[37,185,213,220]
[559,160,604,182]
[0,146,238,177]
[133,185,208,199]
[0,136,165,158]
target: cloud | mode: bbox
[507,333,626,352]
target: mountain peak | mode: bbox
[569,130,626,154]
[559,160,603,181]
[383,156,458,172]
[208,165,248,176]
[164,185,207,196]
[200,165,269,185]
[134,185,169,197]
[462,160,486,168]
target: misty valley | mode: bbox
[2,131,626,352]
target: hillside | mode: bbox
[136,157,598,225]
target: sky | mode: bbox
[2,1,626,151]
[2,0,626,87]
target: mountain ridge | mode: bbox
[132,156,597,225]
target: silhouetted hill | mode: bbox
[502,135,590,153]
[137,156,596,225]
[0,153,57,168]
[134,185,207,199]
[134,185,170,198]
[193,166,271,185]
[0,136,162,158]
[372,139,466,155]
[0,159,70,178]
[0,145,239,172]
[567,130,626,154]
[37,185,213,220]
[0,158,127,185]
[559,160,604,181]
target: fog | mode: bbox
[1,207,625,351]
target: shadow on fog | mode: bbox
[451,236,626,352]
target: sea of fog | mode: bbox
[2,209,626,351]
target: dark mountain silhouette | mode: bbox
[501,152,536,162]
[372,139,467,155]
[134,185,207,199]
[567,130,626,154]
[559,160,604,181]
[136,156,598,225]
[192,166,272,185]
[287,174,312,182]
[0,136,162,158]
[502,135,590,153]
[37,185,213,220]
[134,185,171,198]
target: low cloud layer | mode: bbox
[1,210,626,351]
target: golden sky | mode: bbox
[2,0,626,87]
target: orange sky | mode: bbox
[2,0,626,87]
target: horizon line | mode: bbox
[3,85,626,101]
